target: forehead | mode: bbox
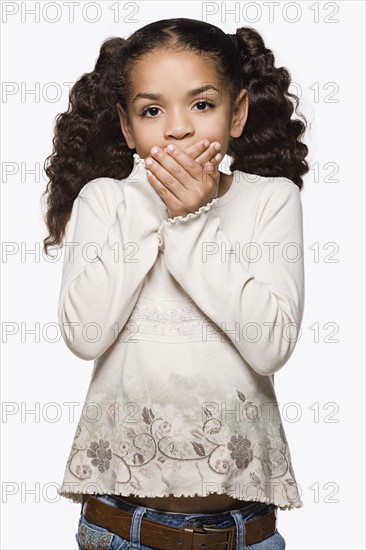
[127,49,221,97]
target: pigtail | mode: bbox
[42,37,132,256]
[227,27,309,189]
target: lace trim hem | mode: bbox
[157,197,218,249]
[161,197,218,226]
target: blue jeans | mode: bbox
[75,494,286,550]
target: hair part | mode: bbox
[42,18,309,256]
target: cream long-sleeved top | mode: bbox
[57,152,305,510]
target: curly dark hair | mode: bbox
[42,17,309,256]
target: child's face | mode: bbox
[117,49,247,160]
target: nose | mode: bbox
[164,109,194,141]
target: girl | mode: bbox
[43,17,308,550]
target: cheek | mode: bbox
[199,112,229,138]
[136,126,162,152]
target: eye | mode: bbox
[139,100,215,118]
[194,100,215,111]
[139,106,161,118]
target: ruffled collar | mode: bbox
[133,152,147,169]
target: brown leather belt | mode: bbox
[82,495,277,550]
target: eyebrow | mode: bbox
[131,85,220,103]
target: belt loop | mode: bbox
[81,495,86,515]
[129,505,147,549]
[229,510,246,550]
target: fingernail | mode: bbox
[203,140,209,147]
[215,143,221,151]
[167,144,174,152]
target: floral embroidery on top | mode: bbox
[66,387,299,508]
[87,440,112,473]
[227,434,254,469]
[75,464,93,480]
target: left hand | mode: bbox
[145,144,221,219]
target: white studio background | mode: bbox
[1,1,365,549]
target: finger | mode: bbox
[164,139,209,158]
[145,148,186,202]
[208,151,223,168]
[195,142,222,166]
[147,145,204,192]
[193,145,223,169]
[164,140,222,168]
[147,167,191,218]
[164,140,223,166]
[204,161,221,189]
[168,144,222,182]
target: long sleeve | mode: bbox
[157,179,305,376]
[58,160,167,361]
